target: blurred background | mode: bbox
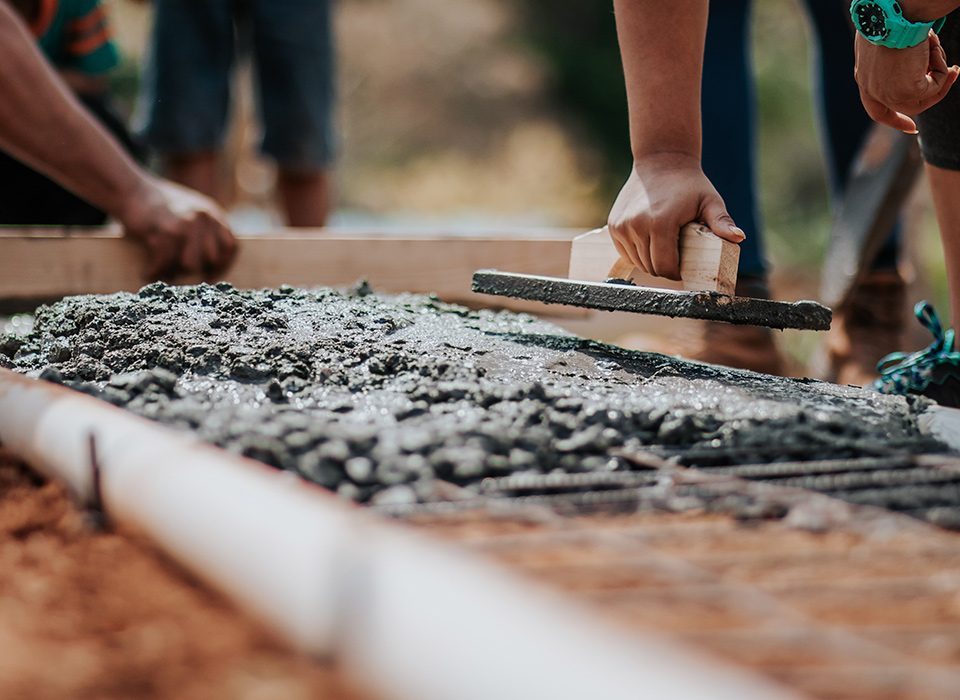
[104,0,948,364]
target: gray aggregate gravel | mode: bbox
[0,282,938,504]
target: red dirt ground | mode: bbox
[0,448,365,700]
[414,506,960,699]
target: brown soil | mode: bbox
[414,508,960,699]
[0,449,365,700]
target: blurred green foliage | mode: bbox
[752,0,831,273]
[511,1,631,184]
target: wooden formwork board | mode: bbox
[0,226,585,315]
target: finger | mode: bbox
[929,31,949,73]
[862,94,918,132]
[910,37,956,111]
[648,221,680,280]
[923,57,954,95]
[610,235,633,269]
[143,235,177,281]
[925,66,960,108]
[200,224,221,277]
[609,225,644,272]
[903,69,957,114]
[179,228,205,275]
[197,211,235,274]
[700,197,745,244]
[215,221,239,270]
[934,65,960,102]
[629,225,653,276]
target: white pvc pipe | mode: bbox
[347,528,800,700]
[0,369,798,700]
[0,367,357,653]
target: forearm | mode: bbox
[901,0,960,22]
[0,5,149,219]
[612,0,709,161]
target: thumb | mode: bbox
[701,196,746,244]
[864,94,918,132]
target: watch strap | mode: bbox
[887,18,935,48]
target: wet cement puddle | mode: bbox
[0,283,942,510]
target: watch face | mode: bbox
[855,1,889,39]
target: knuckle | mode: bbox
[714,209,733,223]
[627,217,651,237]
[645,213,666,234]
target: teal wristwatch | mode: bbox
[850,0,946,48]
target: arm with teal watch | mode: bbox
[850,0,946,48]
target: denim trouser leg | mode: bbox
[804,0,900,270]
[701,0,767,278]
[701,0,901,278]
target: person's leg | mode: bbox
[871,160,960,406]
[276,170,332,227]
[163,153,220,202]
[804,0,906,385]
[927,165,960,333]
[684,0,786,375]
[701,0,765,278]
[918,12,960,333]
[136,0,234,203]
[805,0,901,270]
[250,0,336,227]
[872,10,960,406]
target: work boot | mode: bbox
[819,269,905,386]
[681,276,787,376]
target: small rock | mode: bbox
[38,366,63,384]
[345,456,374,483]
[370,485,417,507]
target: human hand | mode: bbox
[606,153,744,280]
[117,178,238,280]
[855,30,960,133]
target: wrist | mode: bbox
[113,173,161,231]
[632,151,701,172]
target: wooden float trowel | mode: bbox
[472,224,832,331]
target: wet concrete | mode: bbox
[472,271,833,330]
[0,283,935,505]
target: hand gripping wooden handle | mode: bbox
[567,223,740,296]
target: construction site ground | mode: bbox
[412,503,960,700]
[6,438,960,699]
[5,284,960,698]
[0,449,366,700]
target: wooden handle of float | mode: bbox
[603,223,740,296]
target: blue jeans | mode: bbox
[702,0,900,277]
[138,0,336,170]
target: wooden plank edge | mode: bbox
[0,232,589,319]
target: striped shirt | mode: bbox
[29,0,120,75]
